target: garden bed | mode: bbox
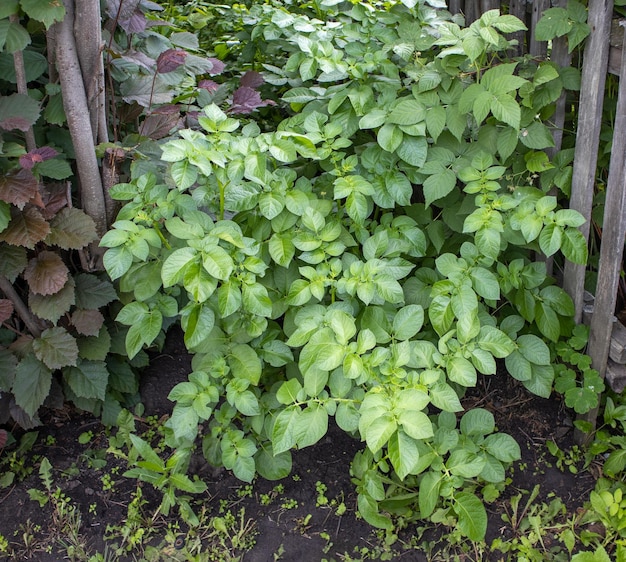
[0,328,596,561]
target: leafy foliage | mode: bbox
[100,0,592,540]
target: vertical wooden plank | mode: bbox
[480,0,499,11]
[578,23,626,444]
[547,0,573,155]
[508,0,528,56]
[448,0,463,15]
[464,0,480,24]
[563,0,614,322]
[529,0,550,57]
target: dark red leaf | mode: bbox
[207,58,225,76]
[40,183,69,220]
[24,251,69,296]
[0,299,14,323]
[19,147,59,170]
[0,169,39,209]
[231,87,276,114]
[240,71,264,89]
[198,80,219,93]
[156,49,187,74]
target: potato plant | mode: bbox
[102,0,589,539]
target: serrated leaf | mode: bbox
[29,276,75,323]
[24,250,69,295]
[387,99,426,125]
[77,325,111,361]
[63,360,109,401]
[0,348,18,390]
[0,243,26,282]
[20,0,65,28]
[13,355,51,418]
[70,309,105,337]
[74,274,118,309]
[0,206,51,249]
[396,135,428,167]
[33,326,79,370]
[0,168,38,208]
[46,208,97,249]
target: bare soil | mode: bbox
[0,327,596,561]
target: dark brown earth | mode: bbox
[0,327,595,561]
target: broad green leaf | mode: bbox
[276,378,302,405]
[560,227,588,264]
[392,305,424,340]
[63,360,109,401]
[20,0,65,28]
[505,350,532,381]
[181,304,215,349]
[538,223,563,257]
[125,310,162,358]
[162,247,198,287]
[535,302,561,342]
[454,492,487,541]
[33,327,79,370]
[423,169,456,207]
[300,328,344,374]
[255,449,292,481]
[13,355,52,418]
[447,449,486,478]
[294,404,328,448]
[377,123,403,153]
[217,282,242,317]
[519,122,555,149]
[228,344,261,384]
[398,410,433,440]
[460,408,495,436]
[477,326,515,358]
[272,406,299,455]
[103,246,133,280]
[202,245,234,281]
[0,348,17,390]
[234,390,260,416]
[388,430,420,480]
[303,367,329,397]
[426,105,446,141]
[365,413,397,453]
[418,471,442,518]
[397,135,428,167]
[447,355,477,387]
[269,233,295,267]
[74,274,117,310]
[29,277,75,323]
[242,283,273,317]
[430,382,463,412]
[491,93,520,129]
[357,493,393,530]
[470,267,500,300]
[522,364,554,398]
[484,433,521,462]
[387,99,426,125]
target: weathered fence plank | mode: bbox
[563,0,614,323]
[578,22,626,444]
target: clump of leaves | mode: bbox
[102,0,589,541]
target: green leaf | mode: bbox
[519,122,555,149]
[365,413,397,454]
[426,105,446,141]
[20,0,65,28]
[517,334,551,365]
[103,246,133,280]
[182,304,215,349]
[387,99,426,125]
[535,302,561,342]
[491,93,520,129]
[460,408,495,436]
[484,433,521,462]
[228,344,261,385]
[276,378,302,405]
[396,135,428,167]
[269,233,295,267]
[388,430,420,480]
[4,21,30,53]
[538,223,563,257]
[377,123,403,153]
[294,404,328,448]
[13,355,52,418]
[272,406,299,455]
[242,283,273,317]
[470,267,500,300]
[125,310,162,358]
[63,360,109,401]
[454,492,487,541]
[202,245,234,281]
[477,326,514,358]
[523,364,554,398]
[447,355,477,387]
[300,328,344,374]
[33,327,79,370]
[423,169,457,207]
[234,390,260,416]
[392,305,424,340]
[398,410,433,440]
[560,227,588,264]
[447,449,486,478]
[357,493,393,530]
[0,348,17,390]
[418,471,442,518]
[255,449,292,480]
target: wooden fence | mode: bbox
[447,1,626,440]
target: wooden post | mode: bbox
[464,0,480,25]
[529,0,550,57]
[448,0,463,15]
[576,23,626,446]
[508,0,528,57]
[563,0,614,322]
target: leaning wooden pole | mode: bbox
[576,23,626,445]
[563,0,614,322]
